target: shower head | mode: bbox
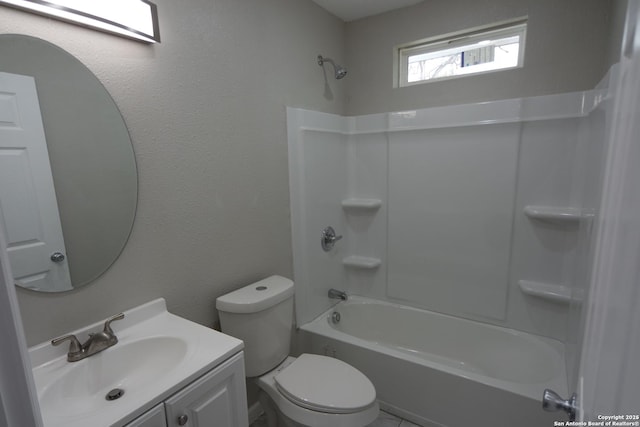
[318,55,347,80]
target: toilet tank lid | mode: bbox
[216,276,294,314]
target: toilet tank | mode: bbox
[216,276,294,377]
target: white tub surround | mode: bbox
[301,297,565,427]
[287,75,610,341]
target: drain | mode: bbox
[106,388,125,401]
[331,311,341,324]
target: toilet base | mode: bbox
[258,389,303,427]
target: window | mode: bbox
[397,19,527,87]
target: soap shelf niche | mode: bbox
[523,205,585,223]
[518,280,572,304]
[341,198,382,212]
[343,256,381,269]
[341,199,382,270]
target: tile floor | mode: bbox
[368,410,423,427]
[249,410,423,427]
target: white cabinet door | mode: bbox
[0,72,71,291]
[165,352,248,427]
[124,404,167,427]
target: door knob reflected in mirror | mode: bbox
[50,252,65,263]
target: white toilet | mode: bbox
[216,275,379,427]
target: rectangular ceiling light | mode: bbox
[0,0,160,43]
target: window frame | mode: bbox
[396,19,527,87]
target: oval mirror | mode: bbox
[0,35,137,292]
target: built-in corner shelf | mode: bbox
[518,280,571,304]
[342,256,381,270]
[341,198,382,212]
[523,205,583,223]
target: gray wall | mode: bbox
[344,0,613,115]
[0,0,346,346]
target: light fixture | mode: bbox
[0,0,160,43]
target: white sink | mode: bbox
[29,299,243,427]
[41,337,188,417]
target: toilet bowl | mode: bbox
[216,276,378,427]
[257,355,378,427]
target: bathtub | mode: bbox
[299,296,567,427]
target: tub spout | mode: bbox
[328,288,348,300]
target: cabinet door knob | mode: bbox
[177,414,188,425]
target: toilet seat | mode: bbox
[274,353,376,414]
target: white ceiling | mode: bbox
[311,0,425,22]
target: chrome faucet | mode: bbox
[328,288,348,300]
[51,313,125,362]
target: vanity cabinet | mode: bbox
[125,352,247,427]
[125,404,167,427]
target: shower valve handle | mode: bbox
[321,226,342,252]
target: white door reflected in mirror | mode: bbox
[0,72,72,291]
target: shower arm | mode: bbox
[317,55,335,67]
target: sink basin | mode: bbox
[40,337,188,417]
[29,299,244,427]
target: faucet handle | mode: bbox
[103,313,125,335]
[51,334,82,354]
